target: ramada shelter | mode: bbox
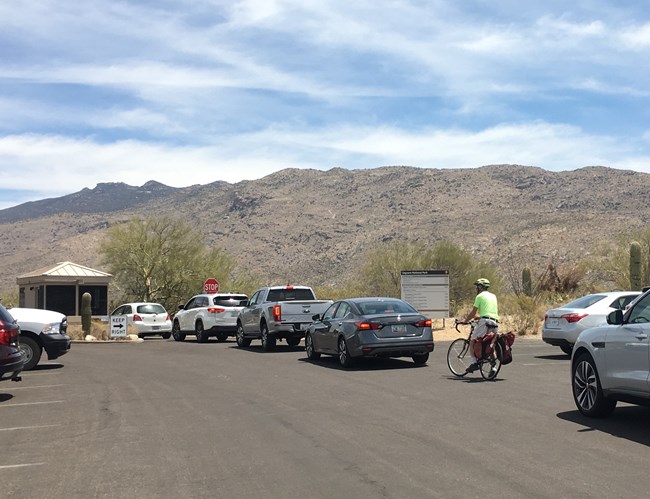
[16,261,113,317]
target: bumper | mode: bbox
[271,323,309,338]
[137,324,172,335]
[542,337,573,349]
[41,334,72,360]
[0,354,24,382]
[354,341,435,358]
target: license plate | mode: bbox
[547,318,559,328]
[392,324,407,334]
[152,325,160,330]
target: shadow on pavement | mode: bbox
[298,356,427,371]
[535,354,570,360]
[557,406,650,447]
[227,345,305,355]
[0,393,15,403]
[32,363,64,371]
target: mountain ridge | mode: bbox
[1,164,645,294]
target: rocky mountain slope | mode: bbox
[1,164,646,294]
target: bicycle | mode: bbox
[446,319,503,381]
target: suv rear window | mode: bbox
[0,303,15,323]
[267,288,316,301]
[213,295,248,307]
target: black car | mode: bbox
[305,297,434,368]
[0,304,24,382]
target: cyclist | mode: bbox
[461,278,499,373]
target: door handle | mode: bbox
[635,334,648,340]
[338,322,343,326]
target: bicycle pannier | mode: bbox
[474,332,496,359]
[499,332,516,365]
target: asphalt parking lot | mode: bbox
[1,336,649,498]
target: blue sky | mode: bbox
[1,0,650,209]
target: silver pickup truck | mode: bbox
[236,286,332,351]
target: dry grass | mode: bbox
[67,320,139,341]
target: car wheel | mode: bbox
[161,331,171,340]
[19,336,42,371]
[195,321,208,343]
[305,333,320,360]
[572,352,616,417]
[412,353,429,365]
[286,337,301,347]
[236,323,251,348]
[338,337,355,368]
[560,344,573,356]
[172,321,186,342]
[261,323,276,351]
[216,331,229,342]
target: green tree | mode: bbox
[354,240,498,314]
[99,217,252,311]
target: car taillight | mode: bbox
[0,321,16,346]
[133,314,143,322]
[415,319,432,327]
[208,307,226,314]
[166,313,170,321]
[273,305,281,321]
[561,313,588,323]
[355,322,381,330]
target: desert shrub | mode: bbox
[500,294,544,336]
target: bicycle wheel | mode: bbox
[480,341,503,381]
[447,338,471,376]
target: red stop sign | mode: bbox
[203,278,220,294]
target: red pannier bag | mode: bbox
[499,331,516,365]
[473,332,497,359]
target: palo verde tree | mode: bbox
[354,240,498,314]
[99,217,243,311]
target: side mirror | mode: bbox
[312,313,321,321]
[607,309,623,325]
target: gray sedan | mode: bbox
[305,297,434,368]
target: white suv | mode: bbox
[571,288,650,417]
[172,293,248,343]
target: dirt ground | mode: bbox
[430,318,542,342]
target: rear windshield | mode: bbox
[356,300,417,315]
[136,304,167,314]
[267,288,316,302]
[561,294,606,309]
[213,295,249,307]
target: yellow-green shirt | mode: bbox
[474,291,499,320]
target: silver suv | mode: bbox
[571,288,650,417]
[172,293,248,343]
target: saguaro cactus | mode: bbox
[81,292,92,335]
[522,267,533,296]
[630,241,643,290]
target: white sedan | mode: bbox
[542,291,641,355]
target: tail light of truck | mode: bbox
[208,307,226,314]
[273,305,282,322]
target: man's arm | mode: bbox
[463,306,478,324]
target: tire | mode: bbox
[560,344,573,356]
[480,341,503,381]
[236,323,251,347]
[447,338,470,377]
[172,321,186,342]
[19,336,42,371]
[286,337,301,347]
[261,323,276,352]
[305,333,320,360]
[338,337,355,368]
[572,352,617,417]
[195,321,208,343]
[161,331,171,340]
[412,352,429,365]
[216,331,229,342]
